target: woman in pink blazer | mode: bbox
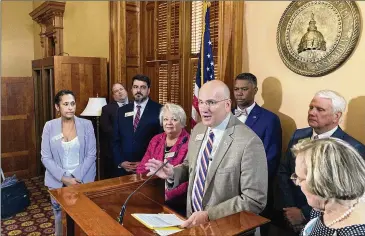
[41,90,96,235]
[137,103,189,215]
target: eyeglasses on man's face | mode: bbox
[198,98,230,108]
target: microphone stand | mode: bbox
[117,159,172,224]
[117,136,187,225]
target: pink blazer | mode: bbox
[137,129,189,200]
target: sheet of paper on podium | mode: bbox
[132,213,184,235]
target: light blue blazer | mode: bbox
[41,116,96,189]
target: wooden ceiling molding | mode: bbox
[30,1,66,58]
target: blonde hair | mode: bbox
[292,138,365,200]
[159,103,187,127]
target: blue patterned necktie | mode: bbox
[192,130,215,212]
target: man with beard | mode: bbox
[277,90,365,234]
[112,75,162,176]
[100,83,129,178]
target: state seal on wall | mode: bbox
[277,1,361,77]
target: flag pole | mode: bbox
[200,1,209,86]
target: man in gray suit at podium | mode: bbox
[145,80,268,228]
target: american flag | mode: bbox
[191,2,215,128]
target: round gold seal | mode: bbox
[277,1,361,77]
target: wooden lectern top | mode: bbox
[49,175,269,235]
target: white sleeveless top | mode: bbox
[61,137,80,175]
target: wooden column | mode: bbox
[109,1,127,96]
[29,1,66,57]
[218,1,246,89]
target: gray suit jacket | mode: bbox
[173,115,268,220]
[41,116,96,189]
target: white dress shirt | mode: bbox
[312,126,338,140]
[133,98,149,122]
[236,102,256,124]
[117,98,128,107]
[191,113,231,206]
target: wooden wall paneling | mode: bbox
[53,57,108,115]
[99,58,108,97]
[232,1,245,77]
[218,1,233,84]
[1,77,37,178]
[181,2,192,128]
[71,63,81,107]
[217,1,245,94]
[110,1,246,123]
[126,2,140,93]
[109,1,127,97]
[33,60,48,175]
[144,2,156,61]
[144,62,157,101]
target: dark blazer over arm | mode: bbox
[233,105,282,178]
[277,126,365,220]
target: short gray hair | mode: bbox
[159,103,187,127]
[314,90,346,113]
[292,138,365,201]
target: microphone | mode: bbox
[117,136,188,224]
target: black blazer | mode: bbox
[277,126,365,220]
[100,101,124,159]
[111,99,162,175]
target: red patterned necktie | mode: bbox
[192,130,215,212]
[133,105,141,132]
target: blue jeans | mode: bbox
[51,196,62,236]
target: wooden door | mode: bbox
[1,77,37,178]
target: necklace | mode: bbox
[326,203,357,227]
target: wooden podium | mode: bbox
[49,175,269,235]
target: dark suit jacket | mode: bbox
[232,104,282,177]
[100,101,120,159]
[112,99,162,176]
[277,126,365,220]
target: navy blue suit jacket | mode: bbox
[233,104,282,178]
[278,126,365,220]
[112,99,162,175]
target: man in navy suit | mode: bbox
[100,83,129,179]
[278,90,365,234]
[232,73,282,235]
[233,73,282,178]
[112,75,162,176]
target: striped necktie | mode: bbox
[133,105,141,132]
[192,130,215,212]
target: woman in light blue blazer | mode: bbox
[41,90,96,235]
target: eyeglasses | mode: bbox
[290,173,305,186]
[198,98,230,108]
